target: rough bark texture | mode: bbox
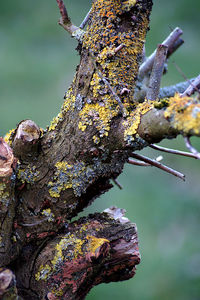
[1,0,200,299]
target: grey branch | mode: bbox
[147,44,168,100]
[159,78,195,98]
[181,74,200,97]
[139,27,183,79]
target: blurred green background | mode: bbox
[0,1,200,299]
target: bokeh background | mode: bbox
[1,1,200,299]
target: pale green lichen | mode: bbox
[17,164,40,184]
[51,233,84,267]
[48,160,96,198]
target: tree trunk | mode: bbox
[1,0,200,299]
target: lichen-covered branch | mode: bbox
[14,209,140,300]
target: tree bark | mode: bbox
[1,0,200,299]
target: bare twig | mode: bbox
[128,159,150,166]
[129,153,185,181]
[150,143,200,159]
[79,7,92,29]
[184,137,200,159]
[181,74,200,97]
[147,44,168,100]
[139,27,183,78]
[111,178,123,190]
[56,0,84,40]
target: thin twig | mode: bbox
[181,74,200,97]
[139,27,183,78]
[112,178,123,190]
[173,62,200,96]
[147,44,168,100]
[128,159,150,166]
[56,0,82,39]
[79,7,92,29]
[150,143,200,159]
[130,153,185,181]
[184,137,200,159]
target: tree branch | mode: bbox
[56,0,84,41]
[139,27,183,79]
[147,44,168,100]
[15,209,140,300]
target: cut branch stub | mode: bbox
[15,210,140,300]
[0,138,14,177]
[0,268,18,299]
[12,120,40,161]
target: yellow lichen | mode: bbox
[48,87,76,132]
[93,135,100,144]
[123,100,153,142]
[78,100,119,137]
[42,208,55,222]
[51,234,84,267]
[164,94,200,135]
[4,129,15,146]
[86,235,109,255]
[35,264,52,281]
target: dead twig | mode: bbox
[184,137,200,159]
[111,178,123,190]
[79,8,92,29]
[129,153,185,181]
[150,143,200,159]
[180,74,200,97]
[56,0,84,40]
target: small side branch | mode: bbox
[184,137,200,159]
[56,0,84,40]
[150,143,200,159]
[147,44,168,100]
[139,27,183,78]
[181,74,200,97]
[130,153,185,181]
[79,8,92,29]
